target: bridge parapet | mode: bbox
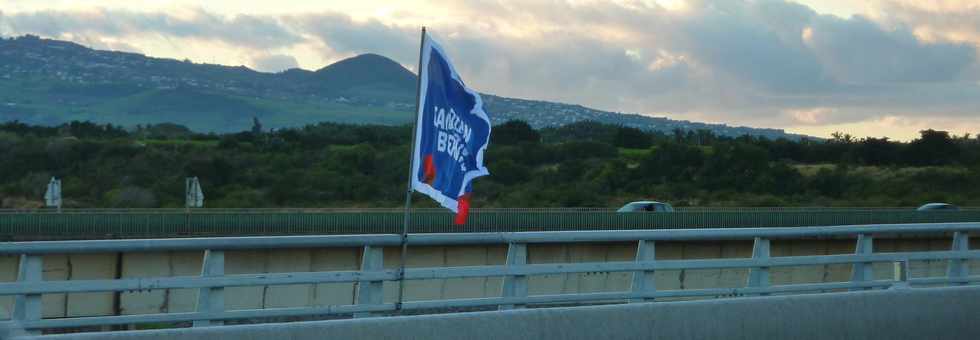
[0,222,976,335]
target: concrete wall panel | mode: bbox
[264,250,313,308]
[224,251,267,310]
[794,241,833,284]
[653,242,683,292]
[717,241,751,288]
[311,248,358,307]
[527,244,568,295]
[605,243,634,292]
[167,251,203,313]
[896,239,933,279]
[0,255,18,319]
[769,241,794,285]
[120,253,169,315]
[679,243,722,290]
[382,246,446,303]
[825,239,856,283]
[484,245,507,298]
[443,246,491,300]
[381,246,403,304]
[926,239,951,278]
[66,254,116,317]
[567,244,609,293]
[41,254,68,318]
[405,246,445,302]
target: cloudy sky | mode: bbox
[1,0,979,140]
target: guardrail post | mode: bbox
[193,250,224,327]
[500,243,528,310]
[746,237,770,296]
[355,245,384,318]
[946,232,970,286]
[630,240,656,303]
[892,260,910,288]
[13,255,42,335]
[850,234,874,291]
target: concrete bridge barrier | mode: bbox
[0,237,971,319]
[0,223,975,334]
[26,285,980,340]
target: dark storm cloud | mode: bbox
[806,15,976,83]
[657,1,975,90]
[405,0,980,123]
[628,0,979,126]
[286,2,691,109]
[441,32,692,110]
[670,1,833,93]
[292,13,418,64]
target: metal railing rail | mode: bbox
[3,207,980,214]
[3,209,980,240]
[0,222,975,333]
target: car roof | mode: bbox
[919,203,954,208]
[627,201,665,205]
[917,203,959,211]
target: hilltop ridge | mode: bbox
[0,35,806,139]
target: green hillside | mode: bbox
[0,34,806,139]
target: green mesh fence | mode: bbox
[1,208,978,240]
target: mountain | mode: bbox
[312,53,416,92]
[0,35,807,139]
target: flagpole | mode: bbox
[396,26,426,312]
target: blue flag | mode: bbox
[411,32,491,224]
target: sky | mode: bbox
[1,0,979,141]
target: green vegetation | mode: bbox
[0,120,978,209]
[0,78,413,132]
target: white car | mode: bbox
[916,203,959,211]
[617,201,674,213]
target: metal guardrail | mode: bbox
[2,208,980,240]
[4,207,979,214]
[0,222,976,334]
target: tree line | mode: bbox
[0,120,978,209]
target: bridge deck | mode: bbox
[16,286,980,340]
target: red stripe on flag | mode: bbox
[423,154,436,184]
[454,193,471,225]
